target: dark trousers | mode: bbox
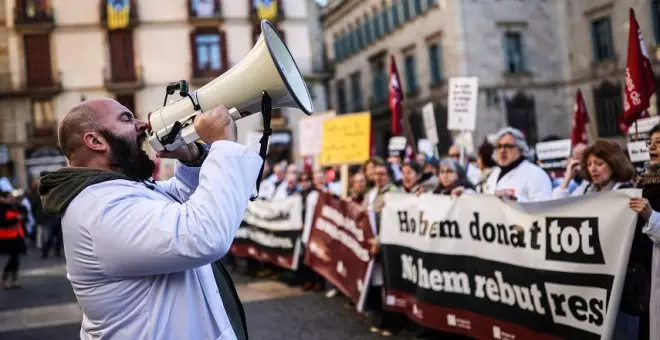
[3,252,19,277]
[365,286,406,332]
[42,223,62,258]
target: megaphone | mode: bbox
[147,19,314,152]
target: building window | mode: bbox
[24,34,53,88]
[593,81,623,137]
[356,20,364,49]
[108,30,136,82]
[391,3,400,28]
[190,0,219,18]
[334,35,342,61]
[31,99,55,136]
[350,72,363,111]
[503,31,526,73]
[402,0,411,21]
[404,54,418,95]
[590,17,615,61]
[371,59,387,105]
[426,0,436,9]
[428,43,443,85]
[364,16,373,44]
[413,0,422,16]
[336,79,348,114]
[381,7,390,34]
[116,94,135,114]
[191,29,227,78]
[373,11,381,39]
[652,0,660,44]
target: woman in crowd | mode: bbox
[628,124,660,340]
[418,158,440,192]
[400,162,423,193]
[485,127,552,202]
[432,158,475,195]
[349,172,368,204]
[475,140,497,193]
[553,140,650,339]
[0,190,25,290]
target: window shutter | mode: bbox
[219,31,228,72]
[365,20,372,44]
[590,21,599,61]
[414,0,422,16]
[190,30,198,77]
[519,34,527,72]
[604,18,613,59]
[426,0,436,9]
[382,8,390,34]
[402,0,410,21]
[502,32,511,72]
[391,5,400,28]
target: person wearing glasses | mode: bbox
[447,144,480,186]
[483,127,552,202]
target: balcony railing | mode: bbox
[13,6,54,32]
[25,70,62,97]
[0,72,26,98]
[103,65,144,93]
[100,0,139,30]
[188,0,222,23]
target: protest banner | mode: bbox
[380,191,640,340]
[305,192,376,312]
[319,112,371,166]
[231,195,303,270]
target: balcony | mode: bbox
[13,5,54,33]
[26,70,62,98]
[188,0,222,25]
[100,0,139,30]
[0,72,27,98]
[103,65,144,93]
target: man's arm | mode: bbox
[85,141,263,277]
[156,142,209,202]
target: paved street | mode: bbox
[0,250,415,340]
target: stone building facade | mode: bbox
[0,0,327,189]
[322,0,660,156]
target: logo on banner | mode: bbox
[447,314,457,326]
[545,217,605,264]
[492,325,515,340]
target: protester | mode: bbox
[0,190,25,290]
[474,140,497,193]
[628,124,660,340]
[363,157,384,189]
[260,162,285,200]
[400,162,422,193]
[484,127,552,201]
[553,142,588,197]
[448,144,480,185]
[38,99,259,339]
[349,172,368,204]
[364,163,405,336]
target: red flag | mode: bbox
[570,89,589,146]
[621,8,656,132]
[389,55,404,136]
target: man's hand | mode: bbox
[157,143,200,163]
[630,197,653,221]
[194,105,237,144]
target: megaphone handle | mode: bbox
[250,91,273,201]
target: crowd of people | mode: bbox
[232,125,660,340]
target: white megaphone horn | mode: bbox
[147,19,314,152]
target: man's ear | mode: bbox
[82,131,108,152]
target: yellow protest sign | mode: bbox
[319,112,371,166]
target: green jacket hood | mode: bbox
[39,167,131,215]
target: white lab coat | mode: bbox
[62,141,262,340]
[485,160,552,202]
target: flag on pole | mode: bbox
[107,0,130,30]
[570,89,589,146]
[256,0,278,21]
[620,8,657,133]
[389,55,404,136]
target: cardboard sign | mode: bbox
[298,111,336,156]
[319,112,371,166]
[388,136,407,152]
[422,103,439,144]
[628,141,650,163]
[448,77,479,131]
[535,139,571,161]
[418,139,434,157]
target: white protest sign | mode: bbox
[627,115,660,137]
[388,136,407,152]
[534,139,571,160]
[448,77,479,131]
[298,111,335,156]
[627,141,650,163]
[422,103,439,144]
[418,139,434,157]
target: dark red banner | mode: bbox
[304,192,376,310]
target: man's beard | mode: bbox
[99,129,155,181]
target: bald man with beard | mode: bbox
[39,98,261,340]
